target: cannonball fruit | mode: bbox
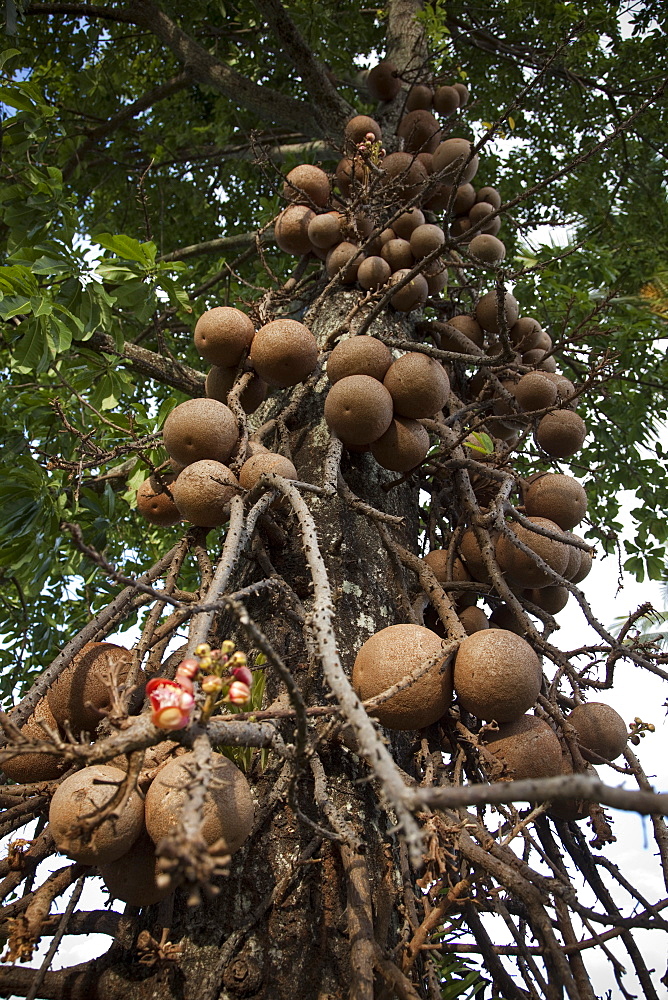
[205,365,268,414]
[483,715,563,781]
[536,410,587,458]
[524,473,587,531]
[49,765,144,865]
[352,624,452,730]
[172,460,239,527]
[383,353,450,418]
[99,829,172,906]
[283,164,331,206]
[136,475,181,527]
[567,702,628,762]
[389,269,429,312]
[194,307,255,368]
[327,336,392,383]
[370,417,430,472]
[324,375,394,446]
[144,752,254,854]
[2,699,64,783]
[496,517,569,589]
[453,629,542,722]
[366,60,401,102]
[238,452,298,491]
[250,319,318,387]
[163,398,238,468]
[48,642,134,736]
[274,204,316,256]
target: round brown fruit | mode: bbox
[283,164,331,207]
[238,452,298,491]
[469,234,506,263]
[100,829,172,907]
[380,152,428,199]
[370,416,430,472]
[525,585,569,615]
[383,352,450,418]
[326,241,363,283]
[274,204,316,256]
[48,642,134,736]
[194,307,255,368]
[397,109,441,153]
[423,258,448,294]
[536,410,587,458]
[136,474,181,527]
[250,319,319,387]
[432,85,460,116]
[406,84,433,111]
[567,702,628,762]
[496,516,569,589]
[335,157,366,196]
[366,60,401,102]
[324,374,394,446]
[343,114,382,151]
[543,372,576,401]
[432,138,479,183]
[145,752,254,853]
[509,317,543,351]
[458,528,493,584]
[352,624,452,730]
[49,765,144,865]
[308,211,343,249]
[2,699,64,783]
[380,238,414,272]
[326,336,392,384]
[483,715,563,780]
[171,460,239,527]
[409,223,445,259]
[163,398,238,467]
[513,372,558,411]
[565,533,593,584]
[392,208,425,240]
[205,365,268,414]
[389,270,429,312]
[458,605,489,635]
[489,603,526,636]
[453,628,542,723]
[453,83,470,107]
[357,255,392,291]
[447,315,484,349]
[475,290,520,334]
[524,473,587,530]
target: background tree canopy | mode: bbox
[1,2,668,999]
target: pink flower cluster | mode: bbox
[146,644,253,731]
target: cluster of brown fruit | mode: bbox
[136,305,306,528]
[324,339,447,471]
[3,643,137,785]
[3,641,255,904]
[275,96,501,310]
[433,290,588,459]
[352,623,627,820]
[48,750,253,905]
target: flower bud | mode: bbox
[176,657,199,679]
[201,674,224,694]
[195,643,211,656]
[231,665,253,688]
[221,640,236,655]
[226,681,251,705]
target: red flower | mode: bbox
[146,678,195,730]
